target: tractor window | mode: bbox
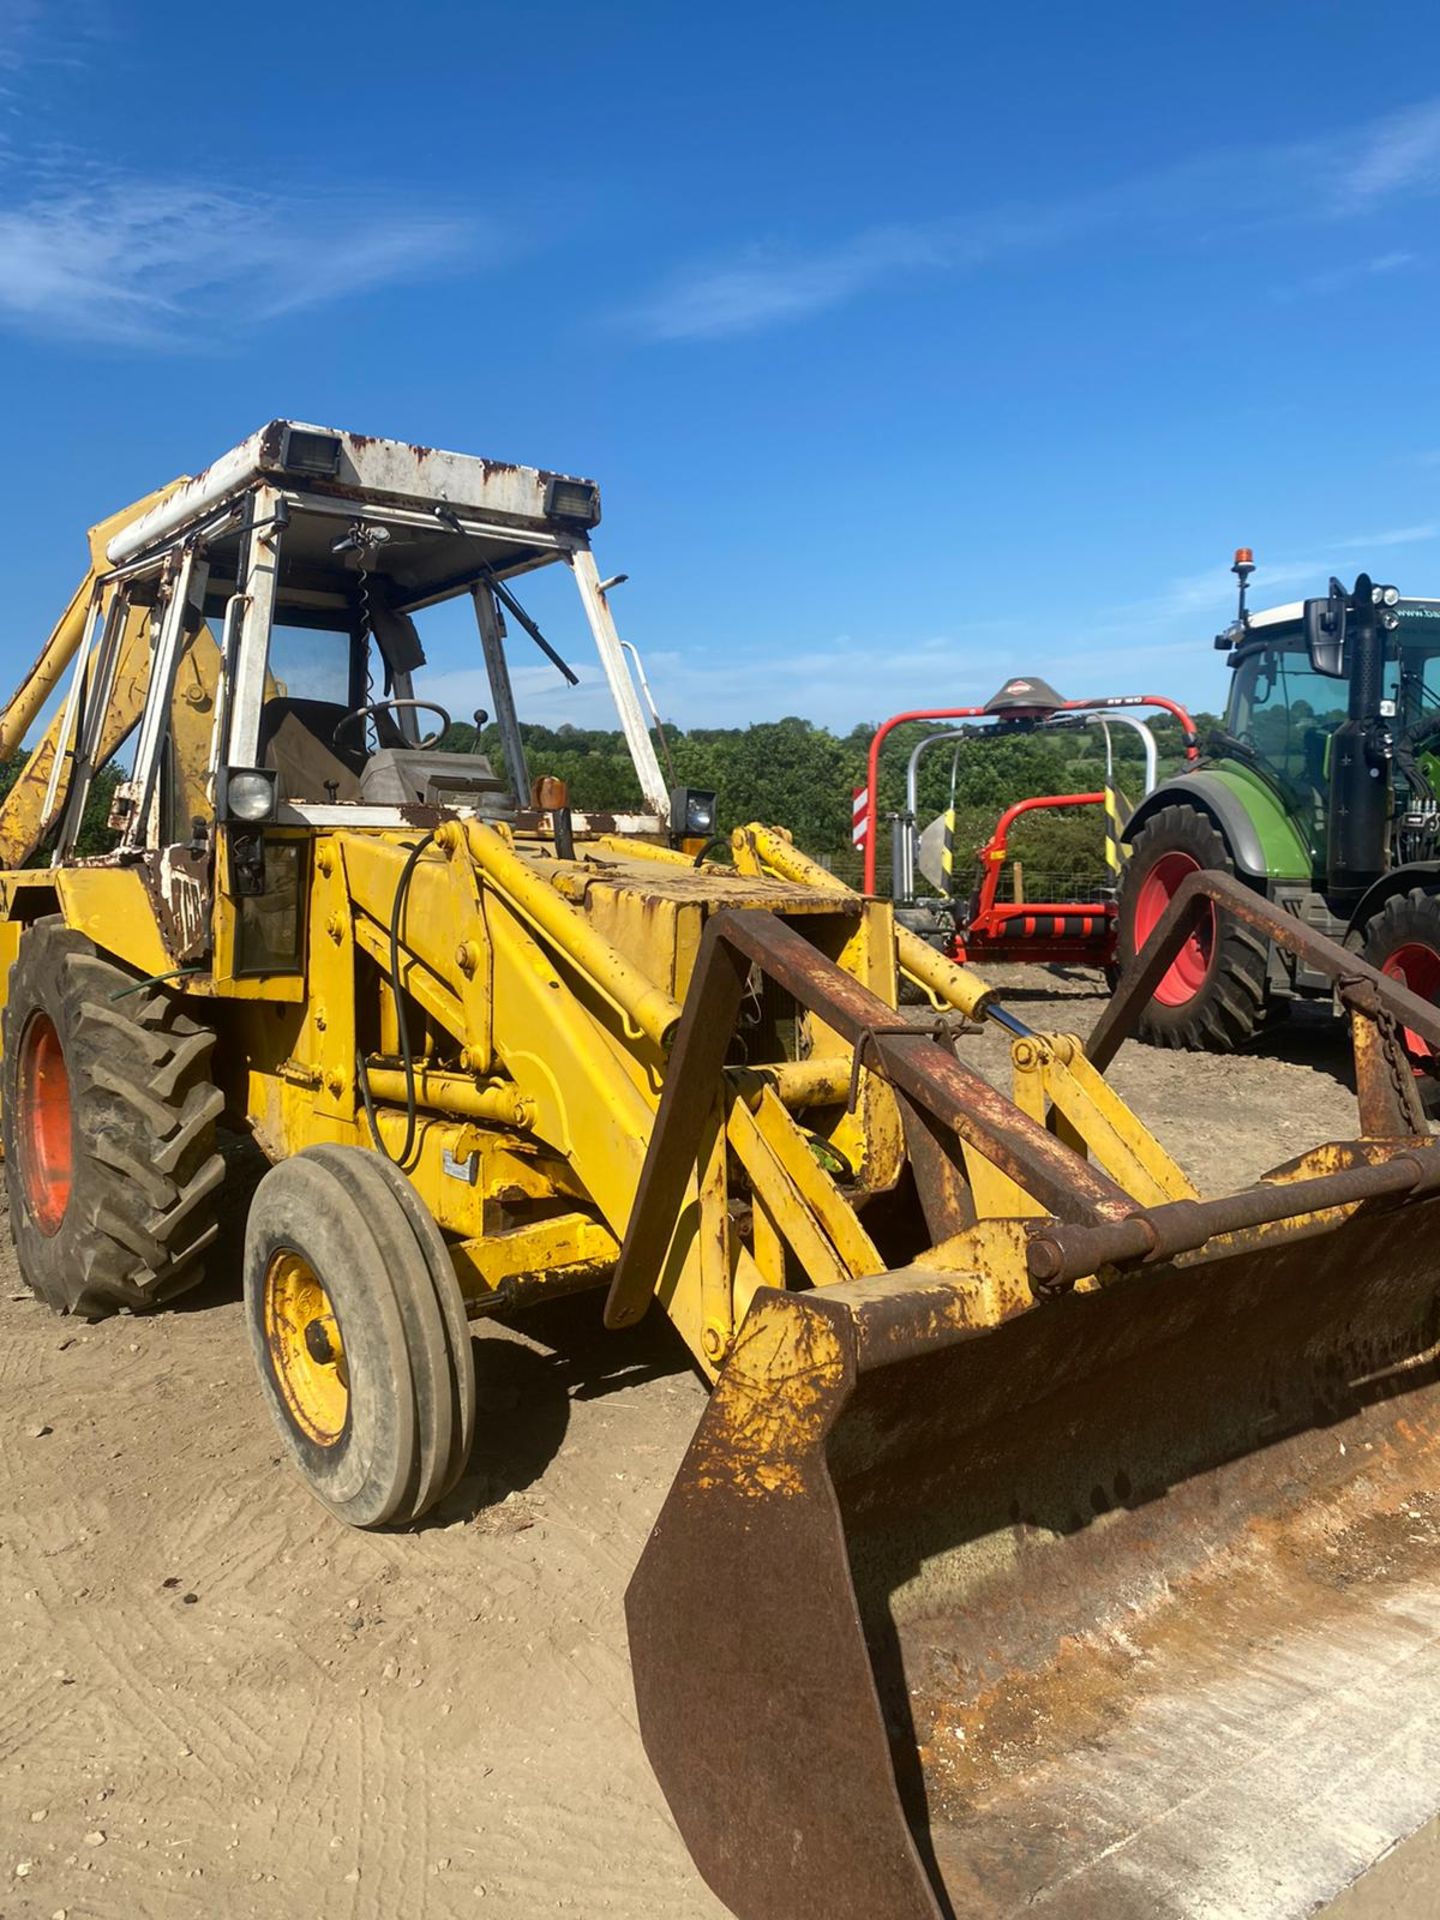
[1227,646,1349,798]
[1397,641,1440,736]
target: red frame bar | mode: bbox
[861,695,1200,892]
[970,791,1105,930]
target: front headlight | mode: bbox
[221,767,279,823]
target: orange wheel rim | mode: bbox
[18,1011,72,1235]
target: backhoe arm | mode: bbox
[0,480,189,869]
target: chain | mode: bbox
[1378,1003,1425,1129]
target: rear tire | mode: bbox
[244,1146,476,1529]
[1116,805,1270,1050]
[2,917,224,1315]
[1359,886,1440,1114]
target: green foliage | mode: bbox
[76,765,125,855]
[2,705,1221,895]
[440,716,865,858]
[434,708,1224,897]
[0,755,126,864]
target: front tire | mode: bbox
[244,1146,476,1529]
[2,917,224,1315]
[1116,804,1270,1050]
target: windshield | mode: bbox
[1227,626,1440,804]
[1226,646,1349,799]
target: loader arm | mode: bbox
[622,838,1440,1920]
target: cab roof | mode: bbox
[106,421,601,568]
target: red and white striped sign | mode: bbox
[851,785,870,849]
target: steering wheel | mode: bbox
[331,699,451,752]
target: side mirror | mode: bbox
[1304,582,1347,677]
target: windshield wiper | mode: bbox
[482,568,579,687]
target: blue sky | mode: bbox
[2,0,1439,738]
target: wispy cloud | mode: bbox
[1272,247,1416,302]
[633,97,1440,342]
[428,525,1440,734]
[1335,99,1440,209]
[0,178,477,346]
[1338,523,1439,550]
[0,3,478,348]
[0,0,110,99]
[636,226,947,342]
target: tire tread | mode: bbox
[2,916,224,1315]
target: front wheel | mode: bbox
[244,1145,476,1529]
[1116,804,1270,1050]
[1359,886,1440,1113]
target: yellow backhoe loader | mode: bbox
[5,423,1440,1919]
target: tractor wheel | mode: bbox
[1359,887,1440,1113]
[1116,805,1270,1050]
[244,1145,476,1529]
[1,916,224,1316]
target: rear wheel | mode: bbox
[1359,887,1440,1112]
[1116,805,1270,1050]
[2,917,224,1314]
[244,1146,476,1529]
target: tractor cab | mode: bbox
[1218,583,1440,870]
[1220,617,1353,849]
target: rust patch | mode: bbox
[689,1299,846,1498]
[909,1399,1440,1820]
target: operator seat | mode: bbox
[258,698,365,804]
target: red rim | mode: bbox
[1133,850,1216,1006]
[17,1011,72,1235]
[1379,941,1440,1067]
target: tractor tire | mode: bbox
[2,917,224,1316]
[1359,886,1440,1114]
[1116,805,1270,1051]
[244,1145,476,1530]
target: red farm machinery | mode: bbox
[860,678,1198,971]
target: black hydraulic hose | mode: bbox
[358,829,436,1169]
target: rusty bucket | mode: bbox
[630,1173,1440,1920]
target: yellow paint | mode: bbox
[263,1249,349,1445]
[8,520,1379,1407]
[690,1294,847,1498]
[1009,1032,1196,1205]
[55,868,178,979]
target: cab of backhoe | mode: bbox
[27,422,698,978]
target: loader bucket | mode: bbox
[629,1191,1440,1920]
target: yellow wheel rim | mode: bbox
[263,1250,349,1446]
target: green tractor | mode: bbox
[1117,551,1440,1080]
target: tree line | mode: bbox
[444,710,1219,894]
[2,706,1220,895]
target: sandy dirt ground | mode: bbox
[0,967,1435,1920]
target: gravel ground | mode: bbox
[0,965,1433,1920]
